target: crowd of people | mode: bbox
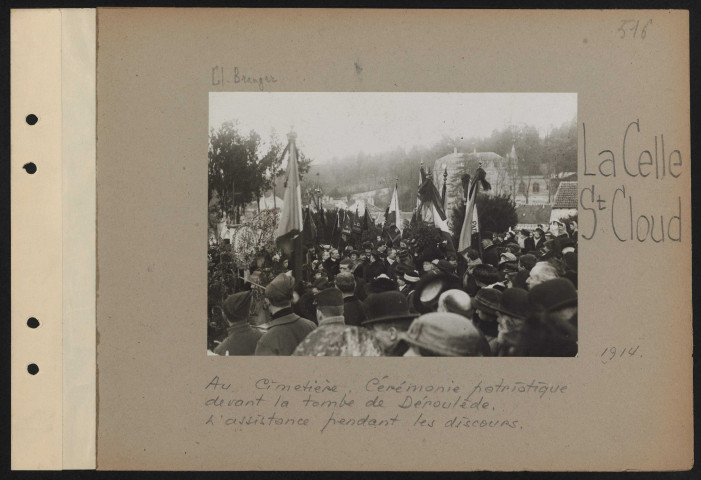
[209,220,578,357]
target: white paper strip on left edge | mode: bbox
[11,8,64,470]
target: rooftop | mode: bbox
[552,181,578,209]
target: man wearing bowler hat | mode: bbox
[528,277,578,327]
[520,278,578,356]
[255,273,317,356]
[361,291,418,356]
[492,287,532,356]
[213,291,263,356]
[471,288,501,343]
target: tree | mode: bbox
[258,130,285,206]
[543,118,577,175]
[328,186,342,199]
[208,121,266,223]
[402,222,442,255]
[259,130,313,208]
[450,193,518,241]
[543,118,578,202]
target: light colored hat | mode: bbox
[292,325,384,356]
[499,252,518,264]
[400,312,490,356]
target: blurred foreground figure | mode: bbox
[214,291,263,356]
[400,312,490,357]
[292,325,384,356]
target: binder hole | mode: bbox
[27,364,39,375]
[23,163,37,174]
[26,114,38,125]
[27,317,40,328]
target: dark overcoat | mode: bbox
[255,310,316,356]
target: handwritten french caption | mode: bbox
[211,66,278,91]
[579,119,684,243]
[203,375,568,433]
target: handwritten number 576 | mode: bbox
[618,19,652,39]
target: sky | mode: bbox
[209,92,576,163]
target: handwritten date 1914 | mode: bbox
[601,345,640,364]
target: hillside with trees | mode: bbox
[208,117,577,221]
[307,117,577,208]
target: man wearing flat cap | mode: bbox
[255,273,316,356]
[314,288,346,328]
[213,291,263,356]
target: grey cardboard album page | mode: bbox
[10,7,692,471]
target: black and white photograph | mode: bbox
[207,93,578,357]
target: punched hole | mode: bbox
[27,364,39,375]
[23,163,37,174]
[27,317,40,329]
[26,114,38,125]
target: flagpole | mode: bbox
[290,135,304,284]
[441,166,448,209]
[337,210,343,251]
[287,131,304,282]
[395,177,401,231]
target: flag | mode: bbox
[362,207,370,231]
[459,167,489,252]
[441,165,448,209]
[341,209,352,236]
[383,225,402,247]
[416,162,427,209]
[317,203,327,242]
[386,181,401,232]
[330,209,340,248]
[417,175,451,233]
[458,178,479,252]
[303,206,317,248]
[276,132,304,272]
[352,206,362,234]
[332,208,341,236]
